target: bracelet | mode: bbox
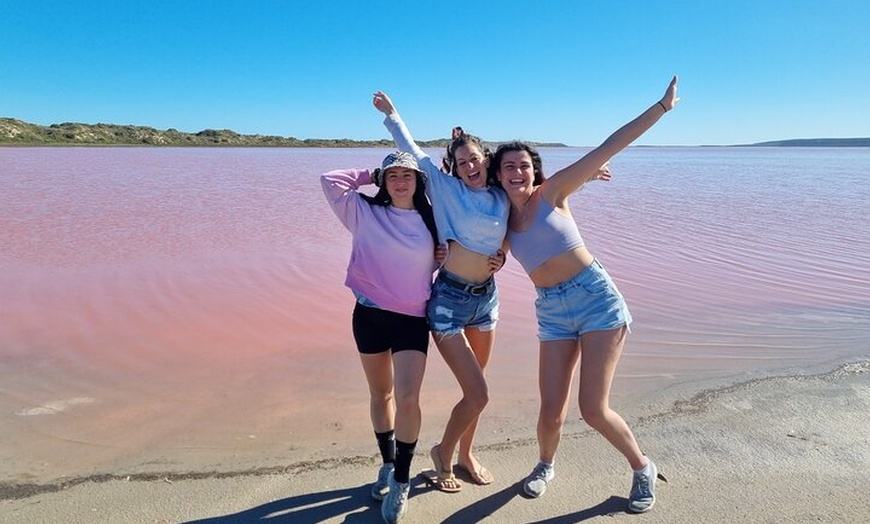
[657,101,668,113]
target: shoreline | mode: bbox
[0,358,870,522]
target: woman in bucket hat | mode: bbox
[373,92,508,493]
[321,151,441,524]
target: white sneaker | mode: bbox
[628,460,657,513]
[371,463,394,501]
[523,462,554,498]
[381,471,409,524]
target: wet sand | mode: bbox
[2,359,866,524]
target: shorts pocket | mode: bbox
[579,272,611,296]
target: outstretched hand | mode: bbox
[659,76,680,111]
[592,162,612,182]
[372,91,396,115]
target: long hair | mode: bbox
[490,141,545,187]
[441,127,494,184]
[360,173,438,245]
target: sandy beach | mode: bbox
[2,359,866,524]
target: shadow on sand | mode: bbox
[525,496,629,523]
[438,479,628,524]
[181,475,434,524]
[182,474,628,524]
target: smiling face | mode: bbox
[383,167,418,209]
[453,143,489,189]
[497,149,536,198]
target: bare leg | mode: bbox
[391,350,427,443]
[578,327,646,469]
[359,351,395,433]
[456,327,495,483]
[431,332,488,484]
[536,338,581,463]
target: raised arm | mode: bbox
[372,91,427,159]
[320,168,373,233]
[543,76,679,204]
[372,91,397,117]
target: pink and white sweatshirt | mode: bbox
[321,168,438,317]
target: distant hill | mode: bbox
[0,117,566,148]
[11,117,863,149]
[743,138,870,147]
[0,117,401,147]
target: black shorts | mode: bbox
[352,302,430,355]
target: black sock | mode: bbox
[394,439,417,484]
[375,430,396,464]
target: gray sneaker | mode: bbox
[523,462,554,498]
[371,463,394,501]
[381,471,409,524]
[628,460,657,513]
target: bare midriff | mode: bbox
[527,245,596,288]
[443,240,498,283]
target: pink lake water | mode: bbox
[1,146,868,486]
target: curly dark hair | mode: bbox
[490,141,545,187]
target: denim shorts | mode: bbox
[427,270,499,337]
[535,260,632,341]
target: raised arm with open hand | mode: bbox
[658,75,680,111]
[543,76,679,204]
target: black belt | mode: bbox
[438,272,493,296]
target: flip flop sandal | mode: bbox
[429,444,463,493]
[424,471,463,493]
[456,463,494,485]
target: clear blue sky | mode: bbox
[2,0,868,146]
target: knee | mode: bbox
[371,388,394,406]
[538,408,567,433]
[466,386,489,413]
[393,389,420,413]
[579,402,608,429]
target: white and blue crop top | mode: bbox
[507,197,585,274]
[384,113,509,256]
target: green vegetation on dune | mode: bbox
[0,118,400,147]
[0,117,568,148]
[10,117,864,148]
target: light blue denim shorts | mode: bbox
[535,260,632,341]
[427,270,499,337]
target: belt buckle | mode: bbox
[468,284,487,296]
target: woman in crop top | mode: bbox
[373,91,508,492]
[493,77,679,513]
[321,151,442,523]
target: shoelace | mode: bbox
[632,473,651,497]
[530,464,551,481]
